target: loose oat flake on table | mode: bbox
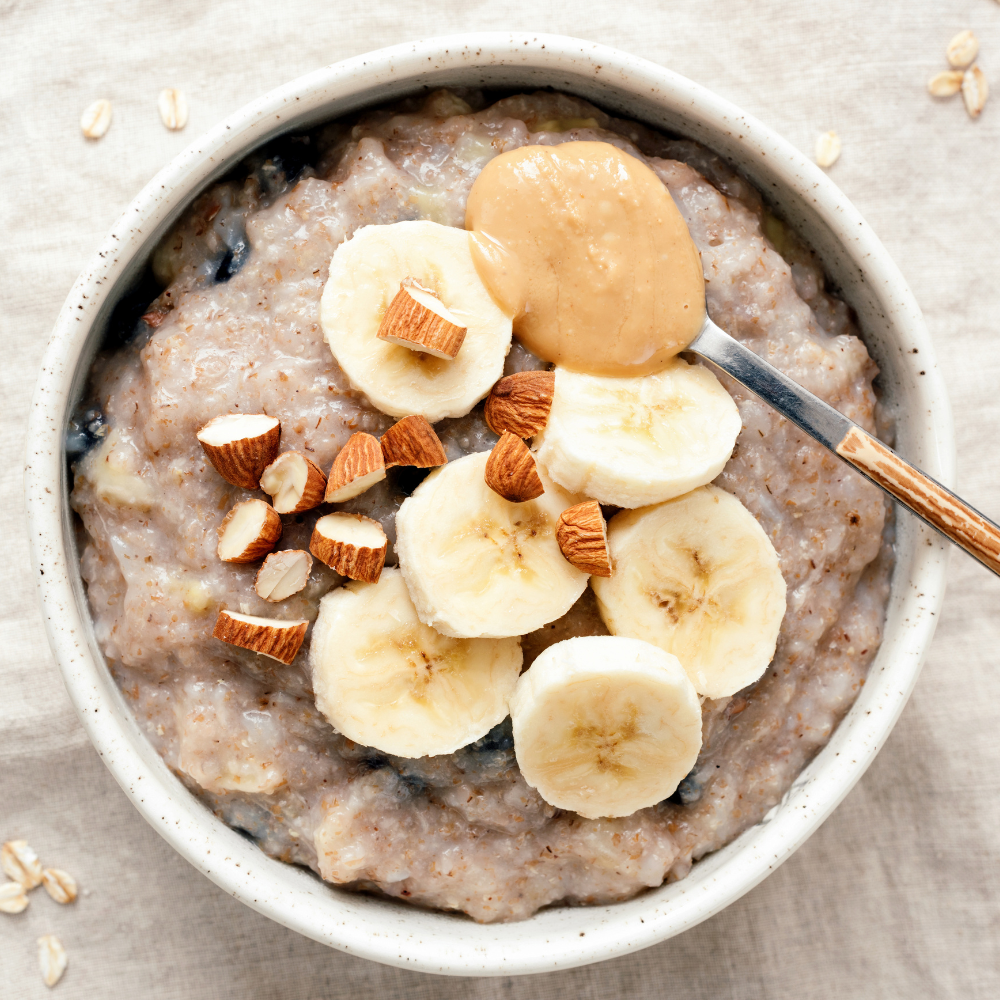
[947,29,979,69]
[2,839,43,889]
[41,868,78,905]
[962,65,989,118]
[814,129,841,167]
[71,90,892,922]
[928,69,965,97]
[37,934,67,988]
[80,99,111,139]
[0,880,29,914]
[158,88,189,131]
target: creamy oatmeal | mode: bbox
[71,89,891,923]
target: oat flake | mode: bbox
[962,65,989,118]
[42,868,78,905]
[2,839,43,889]
[80,99,112,139]
[38,935,68,988]
[814,130,842,168]
[927,70,964,97]
[158,88,189,131]
[0,880,29,914]
[947,29,979,69]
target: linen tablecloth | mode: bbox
[3,1,999,996]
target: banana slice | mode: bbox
[395,451,588,638]
[310,569,522,757]
[321,221,513,421]
[534,360,741,508]
[592,485,787,699]
[509,635,702,818]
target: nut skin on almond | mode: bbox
[484,370,555,438]
[309,513,387,583]
[217,500,282,563]
[485,431,545,503]
[212,609,308,665]
[377,282,467,359]
[380,415,448,469]
[259,451,327,513]
[326,432,386,502]
[555,501,612,577]
[197,414,281,489]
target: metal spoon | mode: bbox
[689,317,1000,576]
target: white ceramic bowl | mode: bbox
[25,33,951,975]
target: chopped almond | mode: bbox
[326,432,386,502]
[484,370,555,438]
[380,415,448,469]
[377,280,467,359]
[217,499,282,563]
[197,413,280,489]
[254,549,314,602]
[555,501,612,577]
[212,609,308,664]
[310,512,387,583]
[259,451,327,513]
[485,431,544,503]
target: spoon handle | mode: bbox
[690,317,1000,576]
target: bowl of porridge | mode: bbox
[25,33,951,974]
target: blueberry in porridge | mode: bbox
[71,89,891,922]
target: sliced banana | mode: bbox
[592,485,787,699]
[395,451,588,639]
[534,360,741,508]
[321,221,513,421]
[509,635,702,819]
[310,569,522,757]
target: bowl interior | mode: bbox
[30,34,951,976]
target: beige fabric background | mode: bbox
[2,1,999,996]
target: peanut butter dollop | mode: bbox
[465,142,706,377]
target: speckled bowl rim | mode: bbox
[25,33,952,976]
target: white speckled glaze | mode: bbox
[25,33,951,975]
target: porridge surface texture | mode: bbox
[71,90,891,923]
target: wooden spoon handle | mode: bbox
[836,426,1000,573]
[690,317,1000,576]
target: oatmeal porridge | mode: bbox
[70,89,891,923]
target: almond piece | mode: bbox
[380,415,448,469]
[254,549,313,602]
[310,512,387,583]
[325,432,386,502]
[217,499,282,563]
[485,431,545,502]
[928,70,964,97]
[555,501,612,577]
[259,451,327,513]
[947,29,978,69]
[377,280,468,359]
[962,65,988,118]
[197,413,281,489]
[484,370,555,438]
[212,609,308,664]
